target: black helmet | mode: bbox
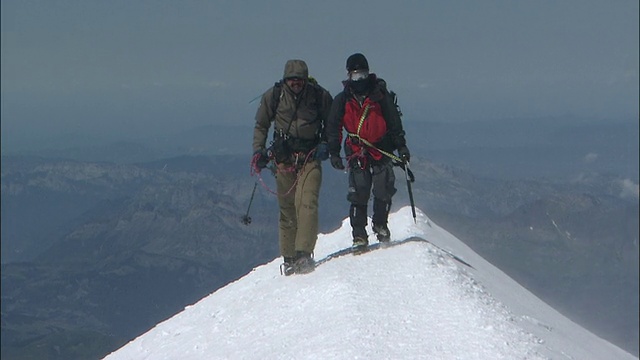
[346,53,369,72]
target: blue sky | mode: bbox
[1,0,638,148]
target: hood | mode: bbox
[283,59,309,79]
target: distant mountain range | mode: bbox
[4,118,638,181]
[1,155,282,359]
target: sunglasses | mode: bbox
[286,77,305,82]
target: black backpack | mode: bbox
[376,79,403,118]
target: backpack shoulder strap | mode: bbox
[306,76,324,104]
[304,77,330,142]
[271,80,283,112]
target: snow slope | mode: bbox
[104,207,636,360]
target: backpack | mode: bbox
[376,79,403,118]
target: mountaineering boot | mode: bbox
[352,236,369,255]
[350,203,369,248]
[352,235,368,247]
[280,257,296,276]
[373,223,391,243]
[293,251,315,274]
[350,204,369,253]
[352,226,368,245]
[352,226,369,254]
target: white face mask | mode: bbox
[349,70,369,82]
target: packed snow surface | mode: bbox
[105,207,636,360]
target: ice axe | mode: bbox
[393,159,416,222]
[402,160,417,223]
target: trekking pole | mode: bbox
[404,160,417,223]
[241,181,258,225]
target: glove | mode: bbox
[314,142,329,161]
[330,154,345,170]
[254,149,269,171]
[398,146,410,163]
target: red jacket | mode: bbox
[327,75,407,164]
[343,96,388,160]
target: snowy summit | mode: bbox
[104,207,636,360]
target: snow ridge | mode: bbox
[104,207,637,360]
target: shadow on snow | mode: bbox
[315,236,474,269]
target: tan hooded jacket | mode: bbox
[253,60,333,153]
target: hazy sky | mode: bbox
[1,0,638,150]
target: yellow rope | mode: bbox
[355,104,370,136]
[347,104,402,163]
